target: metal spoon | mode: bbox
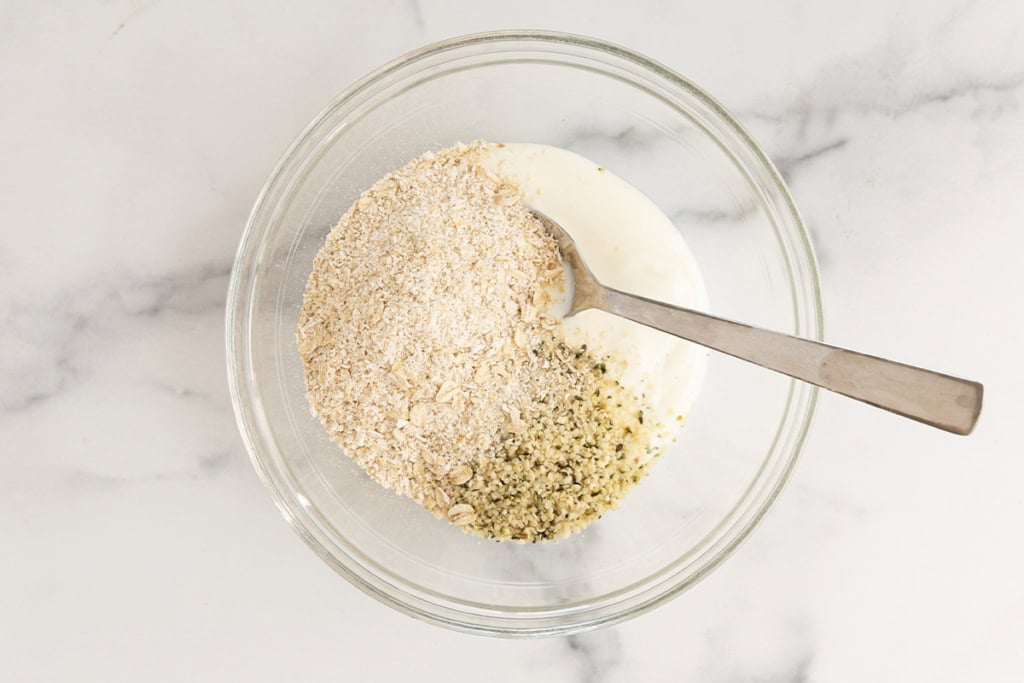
[531,209,983,436]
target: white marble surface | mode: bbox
[2,1,1022,680]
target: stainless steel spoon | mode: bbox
[531,209,983,436]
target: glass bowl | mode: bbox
[226,31,822,637]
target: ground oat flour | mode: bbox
[297,142,652,541]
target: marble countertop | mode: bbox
[3,1,1022,680]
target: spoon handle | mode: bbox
[601,288,983,435]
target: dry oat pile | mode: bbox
[298,142,652,541]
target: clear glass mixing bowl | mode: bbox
[226,31,822,636]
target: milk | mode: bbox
[482,143,709,451]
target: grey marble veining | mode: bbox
[1,1,1021,681]
[1,262,230,413]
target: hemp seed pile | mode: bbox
[297,142,654,541]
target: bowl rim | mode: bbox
[226,29,823,637]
